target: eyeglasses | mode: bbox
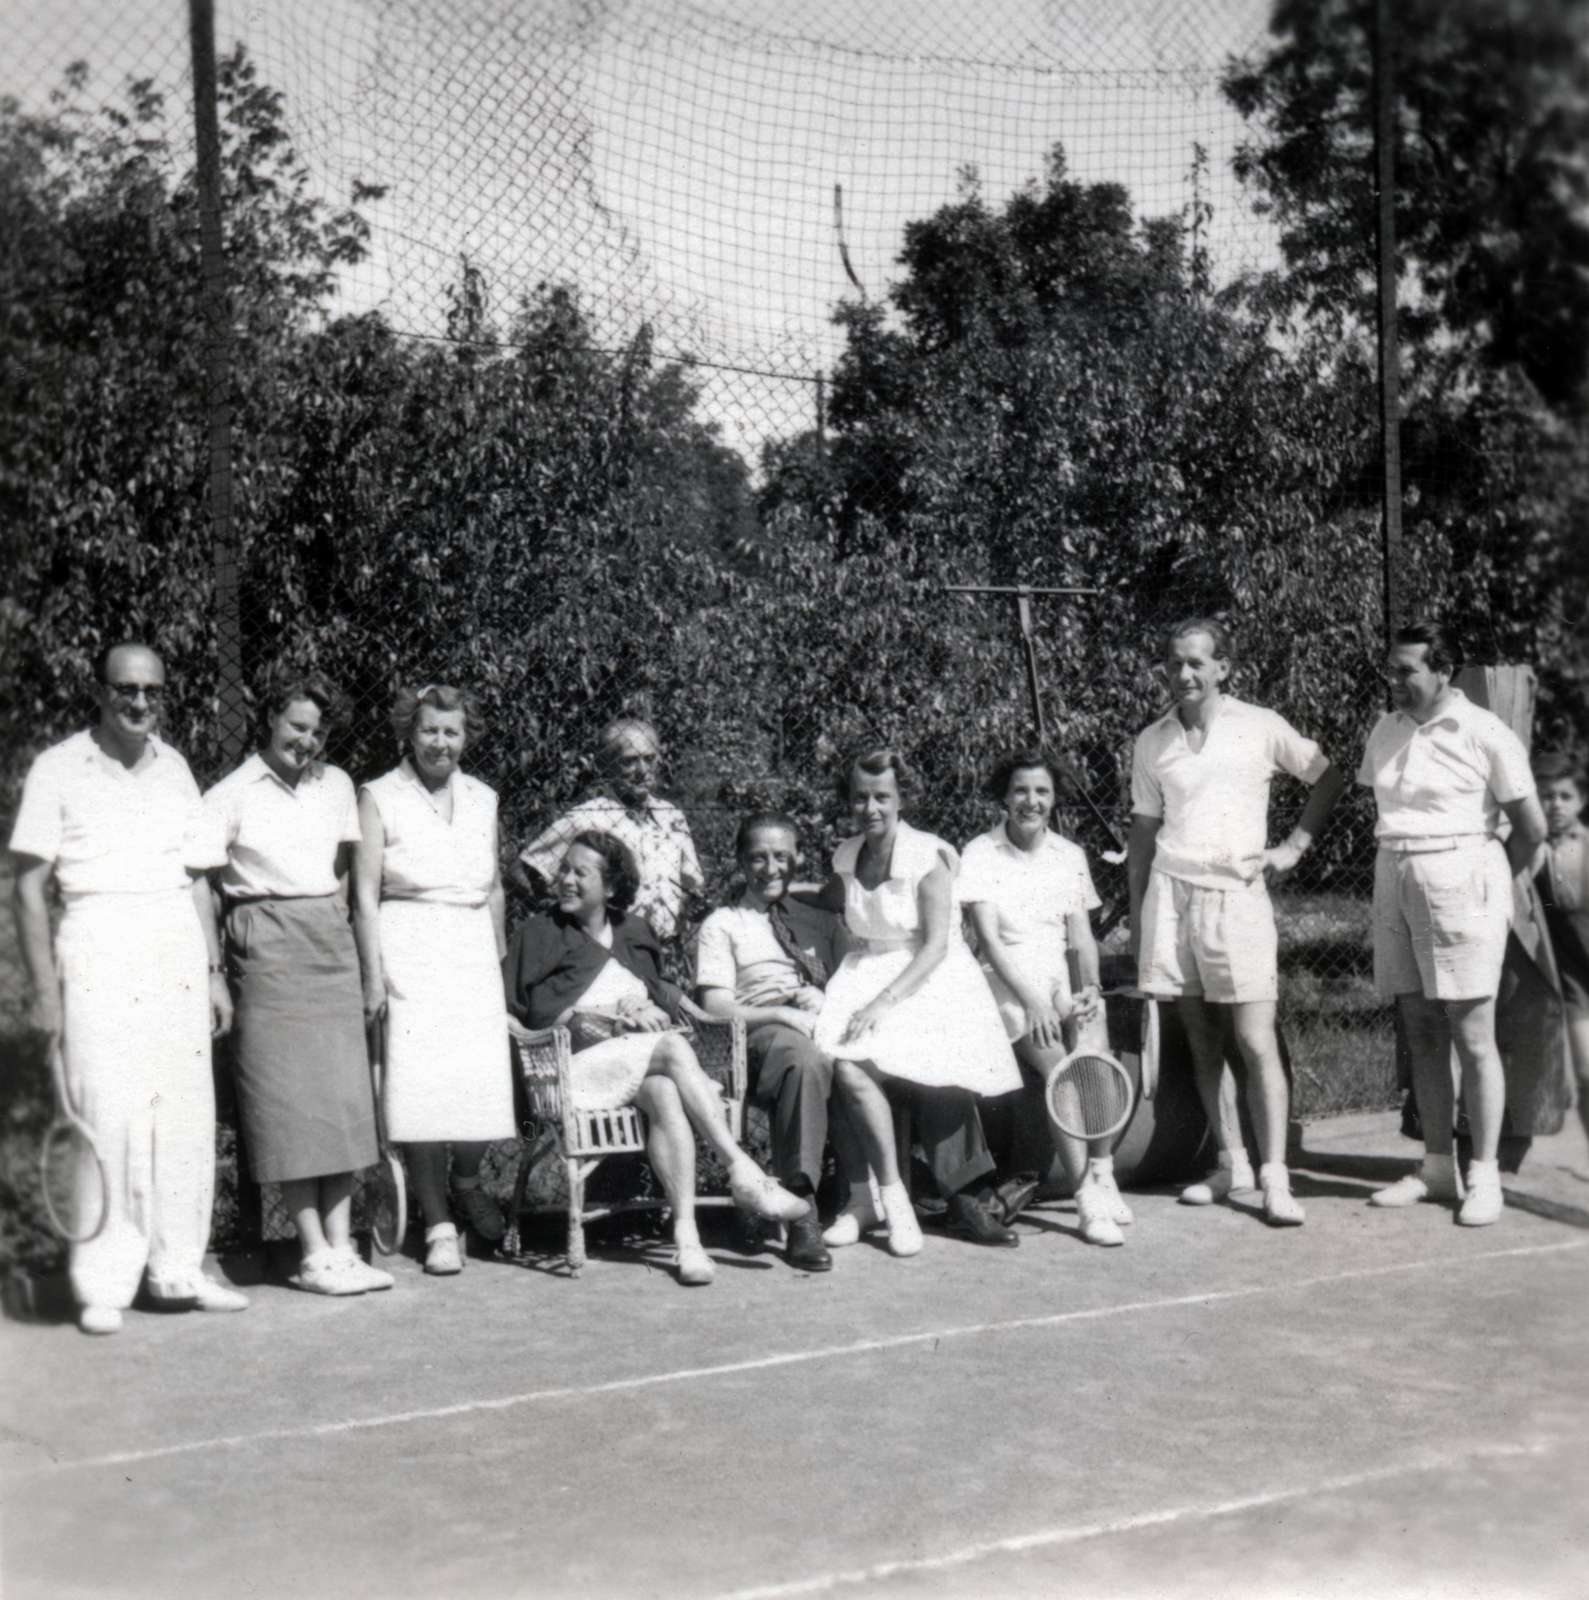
[105,682,165,704]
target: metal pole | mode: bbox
[189,0,247,765]
[1015,589,1048,747]
[1372,0,1404,645]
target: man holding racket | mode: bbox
[11,642,246,1334]
[1128,619,1346,1226]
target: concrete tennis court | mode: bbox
[4,1115,1587,1600]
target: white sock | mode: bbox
[674,1217,701,1248]
[1422,1152,1457,1182]
[1087,1156,1115,1183]
[1259,1161,1290,1188]
[424,1221,457,1242]
[1467,1158,1500,1184]
[1220,1149,1255,1181]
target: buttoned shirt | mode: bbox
[694,896,848,1007]
[1538,823,1588,954]
[956,823,1100,946]
[520,792,704,939]
[1131,696,1329,887]
[204,753,362,901]
[8,730,224,897]
[1357,689,1534,842]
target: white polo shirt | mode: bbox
[1357,688,1534,843]
[956,823,1100,941]
[9,730,224,897]
[1131,696,1329,888]
[204,753,362,900]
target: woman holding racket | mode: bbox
[1127,619,1346,1226]
[205,673,391,1296]
[959,747,1130,1247]
[353,685,516,1276]
[809,748,1025,1253]
[502,831,810,1287]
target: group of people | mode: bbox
[11,617,1585,1336]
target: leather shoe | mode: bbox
[785,1213,833,1272]
[947,1190,1019,1247]
[993,1173,1041,1226]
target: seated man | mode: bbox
[694,811,848,1272]
[519,718,703,943]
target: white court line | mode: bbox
[707,1441,1547,1600]
[43,1237,1584,1473]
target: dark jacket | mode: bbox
[502,908,684,1031]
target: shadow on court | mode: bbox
[3,1109,1587,1600]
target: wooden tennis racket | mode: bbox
[1045,1048,1136,1142]
[367,1018,407,1256]
[40,1038,109,1243]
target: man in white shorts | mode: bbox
[1362,622,1545,1227]
[1129,618,1346,1226]
[520,718,704,941]
[10,642,245,1334]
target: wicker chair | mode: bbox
[503,1000,748,1274]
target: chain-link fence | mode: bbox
[5,0,1587,1260]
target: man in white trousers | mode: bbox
[11,642,246,1333]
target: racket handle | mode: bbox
[1073,1008,1110,1055]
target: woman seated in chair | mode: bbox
[958,745,1131,1248]
[502,830,808,1286]
[808,748,1026,1254]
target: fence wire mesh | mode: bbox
[4,0,1587,1258]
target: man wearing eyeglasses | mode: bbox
[10,642,246,1334]
[1361,621,1547,1227]
[519,718,705,942]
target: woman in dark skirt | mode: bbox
[205,674,390,1295]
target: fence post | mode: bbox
[1372,0,1404,644]
[188,0,247,766]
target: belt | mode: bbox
[1379,834,1490,855]
[858,936,916,954]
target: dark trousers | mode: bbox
[886,1079,1001,1198]
[747,1023,833,1193]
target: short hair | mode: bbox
[388,683,486,748]
[1166,616,1233,663]
[256,669,349,740]
[835,746,916,805]
[565,829,641,913]
[1532,749,1587,794]
[984,745,1083,803]
[597,718,660,758]
[1393,619,1462,676]
[734,810,802,857]
[94,640,161,683]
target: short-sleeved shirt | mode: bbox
[1357,689,1535,842]
[956,823,1101,949]
[519,792,704,939]
[204,753,361,901]
[1131,696,1329,888]
[694,896,847,1008]
[8,729,224,897]
[362,759,498,908]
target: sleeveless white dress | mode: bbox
[363,760,514,1142]
[813,821,1021,1095]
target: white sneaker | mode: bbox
[730,1166,811,1224]
[290,1250,366,1296]
[1370,1168,1463,1208]
[823,1190,884,1247]
[1458,1170,1504,1227]
[675,1239,716,1286]
[1076,1183,1125,1247]
[78,1305,123,1335]
[878,1181,923,1258]
[331,1248,395,1292]
[1180,1163,1254,1206]
[1091,1168,1134,1225]
[188,1275,249,1313]
[424,1223,463,1276]
[1261,1180,1306,1227]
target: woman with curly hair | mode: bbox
[353,684,515,1276]
[205,672,392,1295]
[503,830,809,1287]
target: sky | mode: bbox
[6,0,1281,450]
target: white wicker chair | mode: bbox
[503,1000,748,1274]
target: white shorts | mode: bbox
[1373,841,1512,1002]
[1139,871,1278,1005]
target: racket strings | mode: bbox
[1049,1052,1134,1139]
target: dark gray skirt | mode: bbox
[226,895,378,1183]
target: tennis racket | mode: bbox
[367,1018,407,1257]
[1045,1048,1136,1142]
[40,1038,109,1243]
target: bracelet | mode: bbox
[208,962,226,975]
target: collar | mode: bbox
[1155,693,1242,740]
[398,755,453,796]
[991,819,1063,856]
[245,751,325,792]
[594,786,661,822]
[1394,686,1471,732]
[81,727,165,768]
[1551,820,1587,846]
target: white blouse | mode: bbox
[362,759,498,908]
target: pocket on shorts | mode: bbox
[1414,849,1490,929]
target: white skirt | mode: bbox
[978,927,1073,1043]
[380,900,514,1142]
[814,939,1021,1096]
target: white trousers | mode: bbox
[57,890,216,1308]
